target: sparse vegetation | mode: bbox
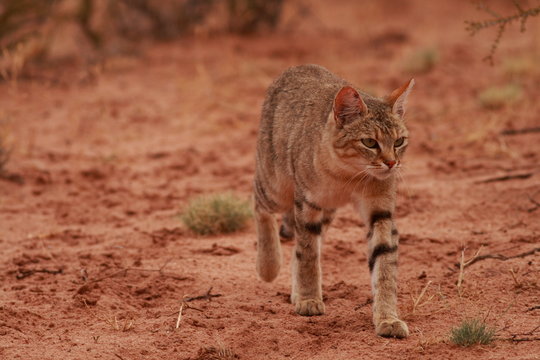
[450,319,496,347]
[403,47,439,74]
[478,84,522,109]
[181,193,252,235]
[0,0,285,81]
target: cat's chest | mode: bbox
[308,178,360,209]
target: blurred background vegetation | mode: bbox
[0,0,284,80]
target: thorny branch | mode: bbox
[465,1,540,64]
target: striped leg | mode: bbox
[290,196,333,316]
[364,208,408,338]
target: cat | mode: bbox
[253,64,414,338]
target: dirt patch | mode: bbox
[1,1,539,359]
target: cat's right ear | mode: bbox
[333,86,368,129]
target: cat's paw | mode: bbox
[294,299,325,316]
[376,318,409,338]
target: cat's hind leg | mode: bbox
[254,177,282,282]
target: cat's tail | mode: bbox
[253,189,282,282]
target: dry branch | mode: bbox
[501,127,540,136]
[475,172,533,184]
[454,247,540,269]
[504,325,540,342]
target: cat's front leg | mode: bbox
[359,200,408,338]
[290,196,331,316]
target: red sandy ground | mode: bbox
[1,1,539,359]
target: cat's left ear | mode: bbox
[387,79,415,118]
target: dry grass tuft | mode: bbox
[450,318,496,347]
[181,193,252,235]
[403,47,439,74]
[105,316,134,332]
[502,56,537,77]
[478,84,522,109]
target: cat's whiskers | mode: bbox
[395,168,412,199]
[339,168,370,199]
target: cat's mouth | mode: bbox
[367,165,398,180]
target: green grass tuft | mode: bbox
[478,84,522,109]
[403,47,439,74]
[450,319,496,347]
[181,193,252,235]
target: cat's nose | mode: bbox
[385,160,397,169]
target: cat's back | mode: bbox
[264,64,346,114]
[260,65,346,142]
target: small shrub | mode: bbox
[478,84,522,109]
[181,193,252,235]
[403,47,439,74]
[450,319,496,347]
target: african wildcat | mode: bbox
[253,64,414,338]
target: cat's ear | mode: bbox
[333,86,368,128]
[387,79,415,118]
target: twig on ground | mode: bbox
[457,247,482,296]
[175,295,208,329]
[412,281,434,314]
[175,301,184,329]
[526,305,540,312]
[454,247,540,269]
[501,127,540,136]
[354,298,373,310]
[475,172,533,184]
[504,324,540,342]
[184,287,222,302]
[16,268,63,279]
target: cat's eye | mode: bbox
[394,137,406,147]
[361,138,378,149]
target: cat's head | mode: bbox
[331,79,414,180]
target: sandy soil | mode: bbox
[1,1,539,359]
